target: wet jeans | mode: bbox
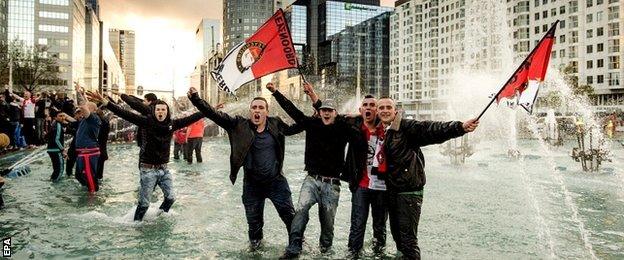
[242,175,295,244]
[348,187,388,254]
[138,166,175,208]
[387,192,423,260]
[286,175,341,254]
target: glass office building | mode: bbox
[319,1,392,41]
[321,12,391,97]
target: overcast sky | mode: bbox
[100,0,394,95]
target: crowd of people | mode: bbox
[1,81,479,259]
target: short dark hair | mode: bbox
[364,94,375,99]
[251,97,269,110]
[144,93,158,102]
[49,109,60,118]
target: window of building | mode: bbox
[597,74,604,83]
[587,45,593,53]
[587,29,593,38]
[39,0,68,5]
[609,56,620,69]
[560,34,566,42]
[535,12,540,20]
[587,76,593,84]
[597,27,604,36]
[586,14,593,22]
[608,23,619,36]
[587,60,593,68]
[586,0,592,7]
[38,25,68,33]
[597,59,604,67]
[608,39,620,52]
[38,11,69,19]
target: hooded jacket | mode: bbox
[106,101,203,165]
[383,113,466,192]
[189,92,302,184]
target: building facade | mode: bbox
[222,0,275,53]
[507,0,624,111]
[108,29,135,94]
[321,11,391,98]
[195,18,221,64]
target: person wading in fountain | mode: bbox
[87,91,204,221]
[117,92,158,150]
[376,97,478,259]
[265,82,354,259]
[46,109,67,182]
[188,87,302,251]
[311,87,389,258]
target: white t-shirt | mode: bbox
[365,132,387,190]
[22,99,35,118]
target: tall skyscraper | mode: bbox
[109,29,135,94]
[7,0,88,89]
[0,0,7,44]
[222,0,275,53]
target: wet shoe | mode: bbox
[279,251,299,259]
[248,240,262,252]
[133,206,149,221]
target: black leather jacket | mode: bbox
[189,93,302,184]
[383,113,466,192]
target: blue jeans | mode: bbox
[286,175,341,254]
[242,175,295,243]
[138,167,175,208]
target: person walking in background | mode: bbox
[185,117,205,164]
[173,126,188,160]
[11,90,37,147]
[35,92,50,145]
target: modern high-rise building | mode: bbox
[321,11,392,97]
[195,18,221,64]
[83,3,100,91]
[7,0,88,90]
[222,0,275,53]
[85,0,98,17]
[507,0,623,110]
[108,29,135,94]
[391,0,624,118]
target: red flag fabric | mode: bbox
[211,9,299,94]
[496,21,557,109]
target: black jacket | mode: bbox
[105,101,203,165]
[384,113,465,192]
[189,92,302,184]
[272,90,353,179]
[97,114,110,160]
[340,116,371,192]
[120,94,151,148]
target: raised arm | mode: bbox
[120,94,151,115]
[172,112,205,131]
[74,82,88,105]
[266,83,311,125]
[86,91,150,127]
[405,119,466,147]
[187,87,237,130]
[275,116,305,136]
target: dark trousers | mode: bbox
[387,192,422,260]
[348,187,388,254]
[97,156,106,180]
[75,148,100,192]
[186,137,203,163]
[22,118,35,145]
[35,118,45,144]
[48,151,64,182]
[66,144,76,176]
[173,143,186,160]
[242,175,295,244]
[7,122,17,146]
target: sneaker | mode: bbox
[279,251,299,259]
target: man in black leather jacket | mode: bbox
[188,87,302,251]
[376,97,478,259]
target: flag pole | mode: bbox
[476,20,559,120]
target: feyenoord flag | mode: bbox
[211,9,299,95]
[496,20,558,113]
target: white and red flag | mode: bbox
[495,21,558,114]
[211,9,299,95]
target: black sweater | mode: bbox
[105,102,204,165]
[272,91,354,179]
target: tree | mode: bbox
[562,63,595,97]
[0,40,63,92]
